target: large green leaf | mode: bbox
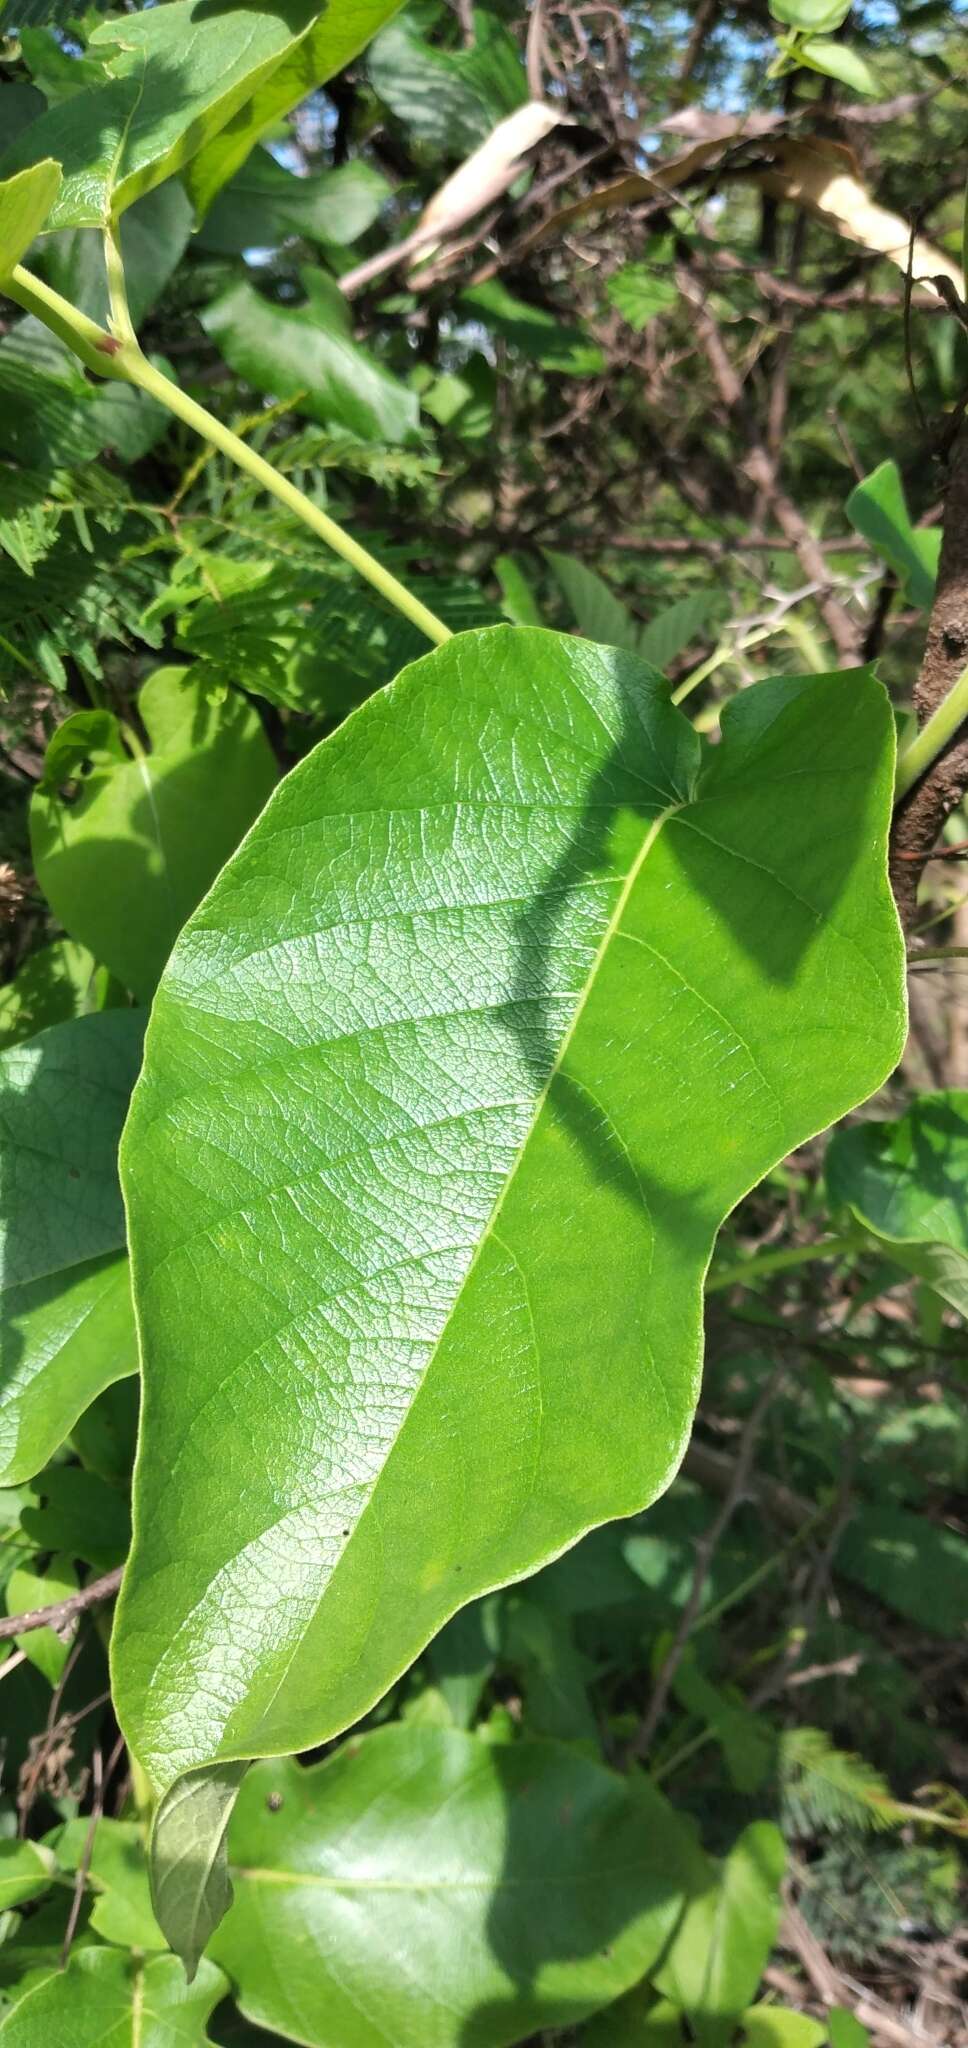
[0,162,62,278]
[826,1092,968,1315]
[210,1726,692,2048]
[201,279,420,445]
[0,0,340,228]
[0,1252,135,1487]
[0,1948,227,2045]
[31,666,277,1004]
[0,1010,144,1291]
[113,628,903,1789]
[184,0,405,220]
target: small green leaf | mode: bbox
[201,279,420,445]
[0,161,62,279]
[5,1553,77,1684]
[607,263,678,332]
[0,1011,144,1292]
[639,595,714,671]
[0,1842,56,1914]
[31,666,277,1004]
[740,2007,826,2048]
[0,1258,134,1487]
[51,1815,163,1950]
[797,38,879,95]
[845,461,940,610]
[0,1948,228,2045]
[494,552,542,626]
[150,1763,248,1982]
[113,631,904,1789]
[768,0,850,28]
[210,1727,693,2047]
[0,941,97,1054]
[653,1822,787,2032]
[828,2009,871,2048]
[826,1091,968,1315]
[196,153,390,255]
[23,1464,130,1572]
[544,551,640,649]
[461,280,605,375]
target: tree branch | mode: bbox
[0,1567,123,1644]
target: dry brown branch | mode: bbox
[0,1566,123,1644]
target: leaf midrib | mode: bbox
[249,795,682,1734]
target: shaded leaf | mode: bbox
[826,1091,968,1314]
[0,1010,144,1292]
[0,1842,55,1914]
[544,551,639,649]
[150,1764,248,1983]
[653,1822,786,2040]
[0,941,98,1054]
[607,263,678,331]
[211,1727,693,2048]
[461,279,605,374]
[368,5,525,157]
[5,1553,77,1684]
[113,630,903,1789]
[0,1253,135,1487]
[52,1815,162,1950]
[31,666,277,1004]
[196,154,390,256]
[201,279,420,445]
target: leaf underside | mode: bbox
[113,626,904,1789]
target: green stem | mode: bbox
[4,264,452,650]
[908,945,968,967]
[895,661,968,801]
[103,223,136,346]
[706,1230,864,1294]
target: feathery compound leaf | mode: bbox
[113,628,904,1797]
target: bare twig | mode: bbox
[0,1567,123,1644]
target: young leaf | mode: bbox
[837,1503,968,1638]
[652,1822,786,2032]
[210,1727,694,2048]
[113,629,904,1790]
[0,1253,135,1487]
[31,666,277,1004]
[202,280,420,446]
[150,1763,248,1984]
[797,38,879,95]
[0,1010,144,1291]
[638,595,714,671]
[0,162,62,278]
[0,1947,228,2045]
[544,551,640,649]
[826,1091,968,1315]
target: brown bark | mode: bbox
[891,423,968,927]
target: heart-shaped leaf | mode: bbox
[31,666,276,1004]
[113,627,903,1791]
